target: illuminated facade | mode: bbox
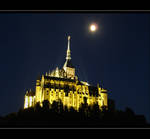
[24,36,108,111]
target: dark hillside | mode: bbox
[0,99,149,128]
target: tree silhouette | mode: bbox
[0,98,149,128]
[42,100,50,111]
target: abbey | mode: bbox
[24,36,108,111]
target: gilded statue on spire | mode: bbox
[66,35,71,60]
[68,35,70,40]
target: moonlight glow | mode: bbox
[90,24,97,32]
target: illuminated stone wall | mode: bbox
[24,76,108,110]
[23,36,108,110]
[63,67,75,79]
[24,95,35,109]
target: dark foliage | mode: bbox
[0,99,149,128]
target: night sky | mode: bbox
[0,13,149,122]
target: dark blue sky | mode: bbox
[0,13,149,122]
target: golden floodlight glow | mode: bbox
[24,36,108,111]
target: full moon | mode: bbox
[90,24,97,32]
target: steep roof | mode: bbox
[44,75,76,82]
[25,90,35,96]
[63,59,74,68]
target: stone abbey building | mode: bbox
[24,36,108,111]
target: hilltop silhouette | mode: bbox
[0,99,149,128]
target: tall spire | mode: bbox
[63,35,75,79]
[66,36,71,60]
[63,35,74,69]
